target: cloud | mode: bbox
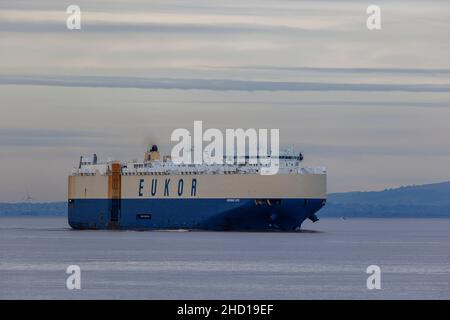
[0,10,351,37]
[0,9,357,32]
[227,66,450,76]
[0,128,109,147]
[1,0,450,200]
[0,21,278,34]
[0,74,449,92]
[301,143,450,157]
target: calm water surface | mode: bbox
[0,217,449,299]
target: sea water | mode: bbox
[0,217,449,299]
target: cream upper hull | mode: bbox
[68,173,326,199]
[68,175,109,199]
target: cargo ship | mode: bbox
[68,145,326,231]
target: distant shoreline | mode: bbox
[2,180,450,218]
[1,203,450,218]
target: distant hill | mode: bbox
[321,181,450,218]
[1,181,449,217]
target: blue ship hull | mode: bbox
[68,198,326,231]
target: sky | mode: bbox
[0,0,450,201]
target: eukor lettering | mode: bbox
[177,179,184,196]
[151,179,157,196]
[138,179,144,197]
[137,178,197,197]
[164,178,170,196]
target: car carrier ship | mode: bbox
[68,145,326,231]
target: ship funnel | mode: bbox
[144,144,160,162]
